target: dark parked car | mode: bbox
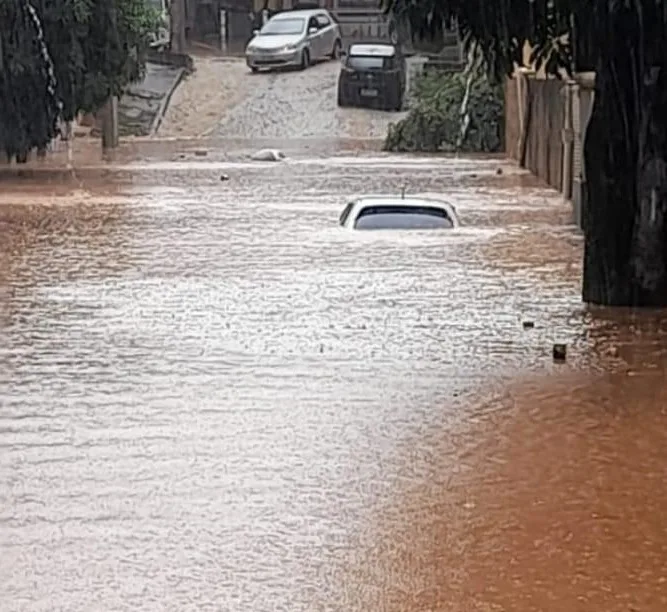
[337,42,406,111]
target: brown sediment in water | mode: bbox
[345,317,667,611]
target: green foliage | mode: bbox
[0,0,161,160]
[383,0,588,80]
[384,68,504,153]
[0,0,61,158]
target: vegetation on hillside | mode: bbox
[384,67,503,153]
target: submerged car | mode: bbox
[339,196,459,230]
[337,42,407,111]
[245,9,342,73]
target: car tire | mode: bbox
[299,49,310,70]
[250,66,259,73]
[330,39,342,60]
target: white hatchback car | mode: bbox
[245,9,342,72]
[339,196,460,230]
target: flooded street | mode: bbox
[2,110,667,608]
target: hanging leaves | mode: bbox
[382,0,586,80]
[0,0,60,160]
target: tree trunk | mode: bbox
[100,97,119,150]
[582,0,667,306]
[572,8,596,72]
[170,0,187,54]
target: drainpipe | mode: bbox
[515,72,524,161]
[515,67,533,165]
[561,81,574,200]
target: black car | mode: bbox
[337,42,406,111]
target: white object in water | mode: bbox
[250,149,285,162]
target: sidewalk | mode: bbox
[157,54,251,139]
[116,62,186,137]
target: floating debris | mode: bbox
[522,321,535,329]
[552,343,567,362]
[220,174,230,182]
[250,149,286,162]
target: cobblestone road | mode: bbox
[216,60,408,141]
[160,56,409,142]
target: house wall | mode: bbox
[505,71,595,228]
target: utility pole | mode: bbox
[170,0,187,54]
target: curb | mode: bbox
[147,49,195,73]
[149,67,187,136]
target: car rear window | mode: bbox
[347,55,392,70]
[354,205,454,229]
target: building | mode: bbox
[183,0,461,60]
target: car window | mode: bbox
[347,55,393,70]
[353,205,454,230]
[307,16,319,30]
[339,201,354,226]
[261,18,305,35]
[316,14,330,27]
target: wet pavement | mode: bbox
[2,114,667,610]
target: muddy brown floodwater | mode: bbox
[1,147,667,612]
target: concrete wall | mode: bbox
[505,72,595,228]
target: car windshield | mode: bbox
[348,55,391,70]
[339,202,354,226]
[260,18,305,35]
[353,205,454,230]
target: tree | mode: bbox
[385,0,667,307]
[0,0,161,161]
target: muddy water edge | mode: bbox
[1,149,667,612]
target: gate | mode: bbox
[332,9,392,48]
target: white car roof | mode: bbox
[356,196,451,209]
[341,195,459,228]
[349,44,395,57]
